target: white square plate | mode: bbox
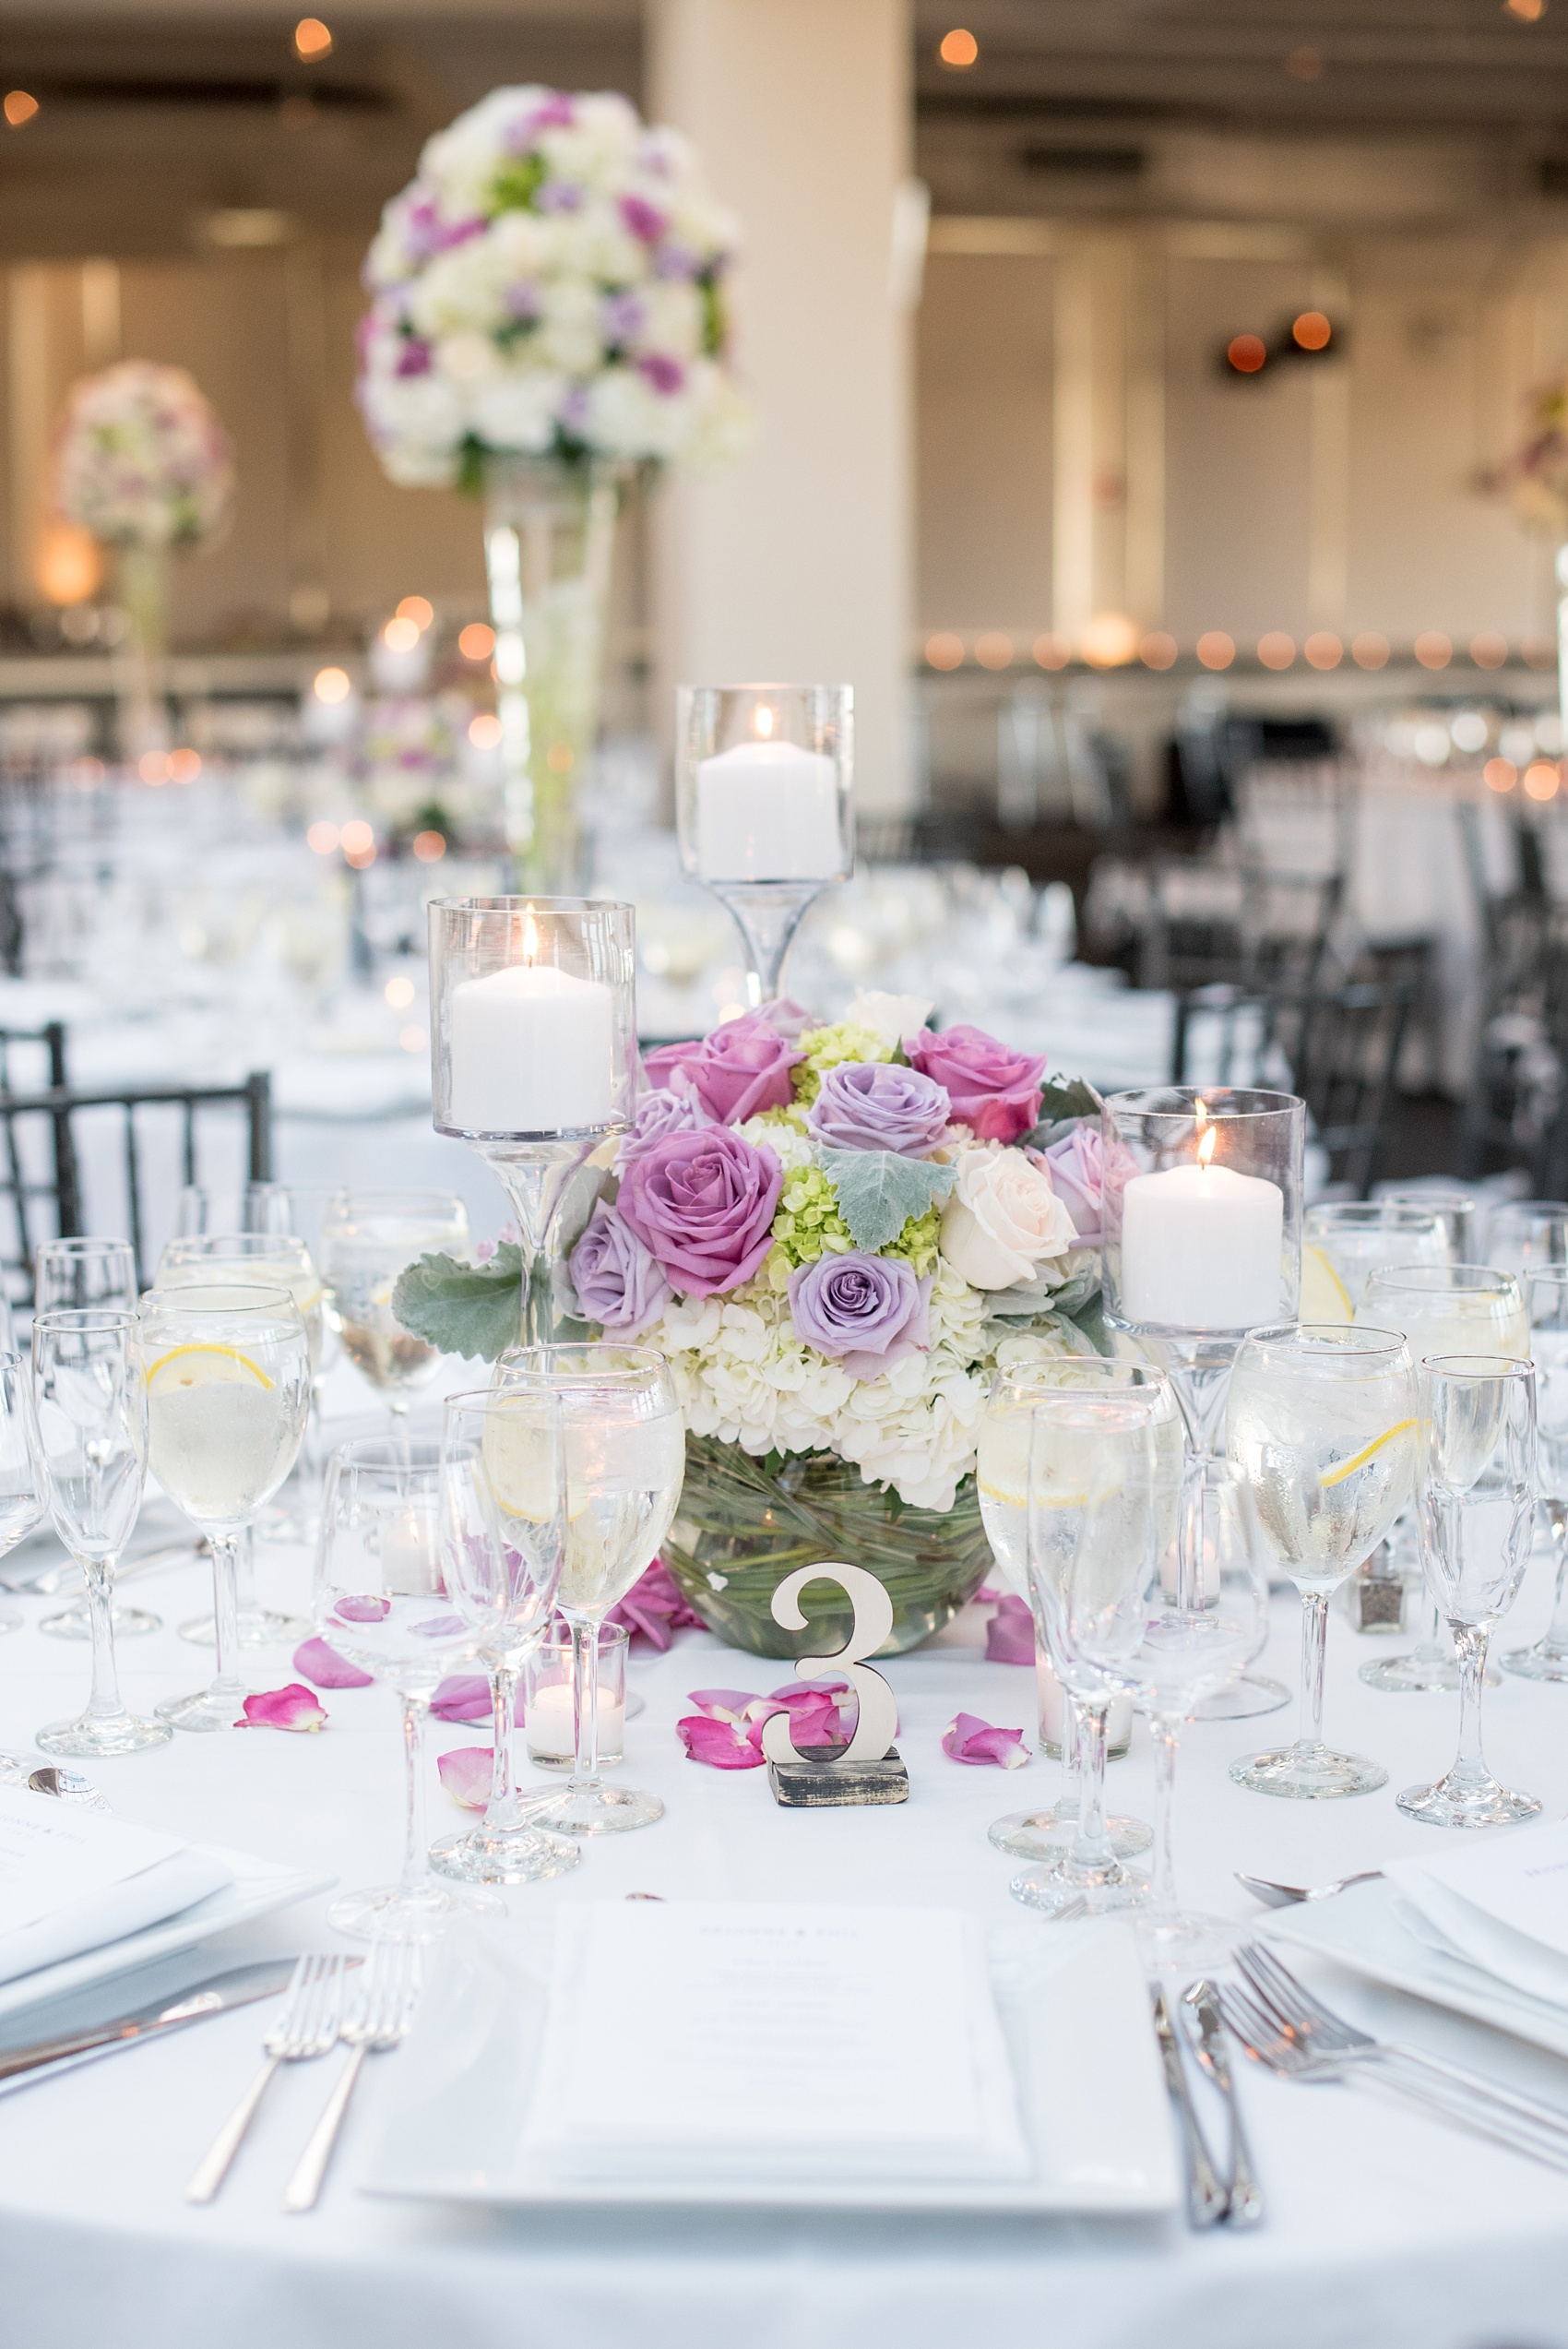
[361,1913,1180,2215]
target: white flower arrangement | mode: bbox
[357,85,750,488]
[54,361,234,552]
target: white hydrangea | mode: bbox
[735,1109,814,1174]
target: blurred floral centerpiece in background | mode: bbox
[356,85,749,890]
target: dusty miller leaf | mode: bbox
[817,1150,956,1255]
[392,1246,523,1364]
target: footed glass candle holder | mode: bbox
[675,683,853,1004]
[1102,1087,1305,1720]
[428,897,637,1346]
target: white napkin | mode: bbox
[1386,1822,1568,2008]
[521,1901,1032,2186]
[0,1786,232,1986]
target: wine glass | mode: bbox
[427,1388,579,1887]
[1011,1374,1185,1918]
[314,1436,506,1938]
[319,1190,470,1425]
[174,1181,293,1239]
[1068,1453,1270,1971]
[1359,1265,1528,1692]
[1302,1201,1450,1318]
[1380,1188,1478,1260]
[30,1306,167,1757]
[141,1284,310,1732]
[1503,1267,1568,1682]
[0,1353,44,1638]
[1399,1354,1539,1828]
[978,1359,1155,1863]
[499,1343,683,1834]
[32,1240,161,1642]
[1484,1199,1568,1275]
[1227,1322,1415,1799]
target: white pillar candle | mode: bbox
[1036,1648,1133,1759]
[1120,1155,1283,1330]
[447,960,613,1135]
[526,1679,624,1763]
[695,739,842,881]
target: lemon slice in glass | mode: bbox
[1320,1418,1416,1489]
[1301,1246,1353,1325]
[147,1342,275,1393]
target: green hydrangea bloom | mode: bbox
[765,1165,854,1289]
[790,1020,893,1107]
[882,1203,942,1280]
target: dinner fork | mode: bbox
[283,1938,422,2213]
[186,1951,348,2203]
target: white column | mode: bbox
[647,0,914,814]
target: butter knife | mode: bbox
[1181,1978,1264,2228]
[0,1958,301,2093]
[1151,1985,1228,2228]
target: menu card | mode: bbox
[0,1786,232,1985]
[522,1902,1031,2184]
[1388,1821,1568,2006]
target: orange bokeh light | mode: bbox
[168,748,201,784]
[35,521,102,606]
[294,17,333,59]
[382,615,420,654]
[1139,632,1178,670]
[468,712,503,749]
[1470,633,1509,668]
[1525,760,1561,801]
[1485,758,1518,793]
[306,820,340,853]
[395,595,434,631]
[1032,633,1072,671]
[925,632,965,672]
[938,27,979,66]
[1304,632,1343,670]
[1196,631,1235,671]
[1352,632,1390,670]
[974,631,1014,671]
[458,623,494,662]
[1081,612,1139,669]
[4,91,38,127]
[1414,631,1452,670]
[339,817,374,857]
[313,666,350,705]
[1292,312,1332,351]
[1227,335,1267,375]
[1257,632,1296,670]
[412,830,446,862]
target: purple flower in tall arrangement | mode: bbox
[617,1127,782,1297]
[619,1087,709,1164]
[620,192,668,244]
[601,290,646,343]
[638,353,685,396]
[902,1024,1048,1145]
[568,1200,671,1334]
[644,1014,804,1126]
[806,1060,951,1157]
[1038,1125,1125,1247]
[786,1251,932,1381]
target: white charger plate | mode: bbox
[361,1913,1180,2216]
[1267,1878,1568,2061]
[0,1847,330,2024]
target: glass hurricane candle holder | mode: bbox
[675,683,853,1004]
[1102,1086,1305,1720]
[428,896,637,1347]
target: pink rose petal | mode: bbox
[335,1594,390,1623]
[677,1712,766,1768]
[431,1674,493,1723]
[436,1745,494,1808]
[985,1595,1036,1667]
[292,1637,373,1690]
[605,1557,704,1651]
[941,1711,1029,1769]
[686,1687,766,1721]
[236,1683,327,1733]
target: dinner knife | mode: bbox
[0,1957,302,2093]
[1150,1985,1228,2229]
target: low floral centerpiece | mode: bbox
[397,992,1112,1659]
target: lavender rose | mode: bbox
[643,1013,804,1127]
[567,1199,671,1334]
[805,1060,951,1157]
[902,1024,1048,1145]
[619,1086,708,1164]
[617,1127,782,1297]
[1039,1125,1128,1247]
[787,1250,932,1381]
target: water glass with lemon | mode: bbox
[142,1284,310,1733]
[1227,1322,1416,1798]
[1301,1201,1450,1321]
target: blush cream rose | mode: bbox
[938,1142,1079,1292]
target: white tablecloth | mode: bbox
[4,1485,1568,2349]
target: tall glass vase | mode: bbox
[114,543,170,767]
[481,453,621,895]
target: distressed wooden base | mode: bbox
[766,1743,910,1808]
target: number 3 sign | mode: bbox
[760,1563,909,1806]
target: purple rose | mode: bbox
[787,1251,932,1381]
[756,996,812,1040]
[638,353,685,396]
[620,192,668,244]
[903,1024,1047,1145]
[617,1128,782,1298]
[568,1200,671,1335]
[620,1086,708,1164]
[644,1014,804,1127]
[1039,1126,1123,1247]
[806,1060,951,1158]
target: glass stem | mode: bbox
[1297,1590,1329,1758]
[398,1694,429,1890]
[1068,1699,1112,1868]
[1541,1503,1568,1651]
[236,1525,257,1621]
[1149,1715,1182,1920]
[483,1663,518,1827]
[1061,1686,1082,1802]
[209,1533,244,1700]
[1451,1624,1491,1788]
[81,1556,125,1724]
[1413,1591,1450,1666]
[567,1614,600,1792]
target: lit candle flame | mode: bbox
[754,706,775,739]
[1197,1124,1217,1170]
[521,904,540,964]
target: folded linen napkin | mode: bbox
[0,1786,232,1987]
[1385,1821,1568,2008]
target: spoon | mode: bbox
[27,1766,110,1811]
[1235,1868,1383,1907]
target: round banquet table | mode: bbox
[4,1512,1568,2349]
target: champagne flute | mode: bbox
[501,1343,683,1835]
[1302,1201,1449,1319]
[0,1353,45,1637]
[1359,1265,1528,1692]
[1400,1354,1539,1828]
[30,1306,167,1757]
[320,1189,470,1427]
[1011,1374,1185,1918]
[1503,1267,1568,1681]
[978,1359,1154,1862]
[427,1389,579,1887]
[142,1284,310,1732]
[314,1436,506,1938]
[1227,1322,1415,1799]
[32,1241,162,1641]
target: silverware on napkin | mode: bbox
[1235,1869,1384,1908]
[1180,1979,1263,2227]
[187,1952,350,2203]
[1150,1985,1228,2228]
[284,1938,422,2213]
[0,1957,302,2093]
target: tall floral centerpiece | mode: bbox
[53,361,234,763]
[396,992,1117,1659]
[357,86,749,888]
[1486,376,1568,739]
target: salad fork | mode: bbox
[186,1952,348,2203]
[283,1938,422,2212]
